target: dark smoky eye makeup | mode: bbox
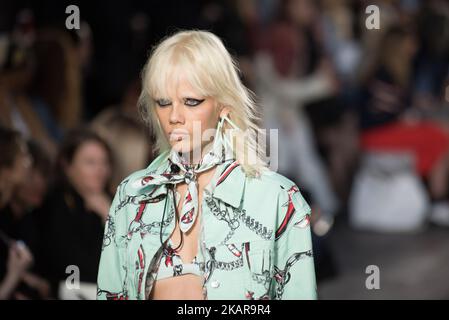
[184,98,205,107]
[155,98,171,107]
[154,98,205,107]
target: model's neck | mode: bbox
[179,142,213,166]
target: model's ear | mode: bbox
[219,106,231,118]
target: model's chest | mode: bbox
[116,182,283,299]
[124,188,277,247]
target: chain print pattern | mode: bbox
[215,256,244,271]
[101,215,116,250]
[204,190,240,244]
[97,243,131,300]
[98,157,316,300]
[203,244,245,285]
[115,195,140,214]
[205,191,273,242]
[251,250,272,288]
[126,201,175,240]
[273,249,313,300]
[239,209,273,240]
[96,288,129,300]
[144,246,164,299]
[243,248,273,300]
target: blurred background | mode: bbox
[1,0,449,299]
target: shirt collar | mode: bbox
[212,159,246,209]
[130,150,246,209]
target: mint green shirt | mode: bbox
[96,151,317,300]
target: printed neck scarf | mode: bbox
[132,115,237,233]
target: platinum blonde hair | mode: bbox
[138,30,269,177]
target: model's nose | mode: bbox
[169,103,184,124]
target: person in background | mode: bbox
[28,28,83,141]
[254,0,340,232]
[11,140,51,219]
[91,78,154,193]
[356,25,449,227]
[91,113,152,194]
[7,140,52,300]
[34,129,112,298]
[0,23,58,159]
[0,127,34,300]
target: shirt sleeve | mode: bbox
[96,187,128,300]
[271,184,317,300]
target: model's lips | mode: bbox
[169,130,189,141]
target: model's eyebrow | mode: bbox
[153,96,204,102]
[181,95,203,99]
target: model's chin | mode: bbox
[169,141,192,153]
[169,140,207,155]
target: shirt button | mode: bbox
[211,280,220,288]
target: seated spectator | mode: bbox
[34,128,112,299]
[8,140,52,300]
[352,25,449,231]
[357,25,449,201]
[11,140,52,219]
[0,127,36,300]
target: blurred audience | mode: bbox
[254,0,340,225]
[1,0,449,298]
[0,20,57,158]
[11,140,51,217]
[0,127,50,300]
[32,129,112,298]
[91,78,154,193]
[352,24,449,230]
[30,28,82,138]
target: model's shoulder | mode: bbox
[247,169,311,213]
[115,151,169,195]
[247,168,298,191]
[117,168,148,190]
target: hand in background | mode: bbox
[0,241,34,300]
[21,272,52,299]
[317,59,341,94]
[7,241,34,278]
[84,192,111,222]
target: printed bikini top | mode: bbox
[155,161,227,281]
[155,238,205,280]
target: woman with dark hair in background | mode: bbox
[0,127,34,299]
[11,140,52,217]
[35,129,112,299]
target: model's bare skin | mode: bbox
[149,167,216,300]
[148,70,230,299]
